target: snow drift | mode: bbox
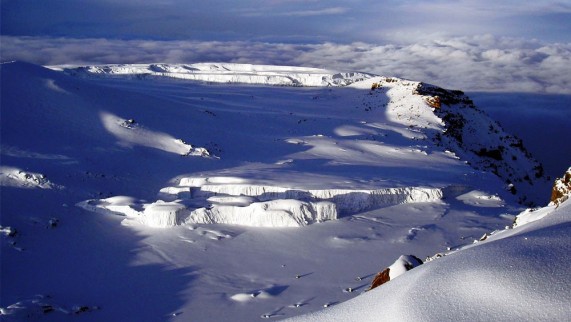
[289,170,571,322]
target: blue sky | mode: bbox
[2,0,571,43]
[1,0,570,93]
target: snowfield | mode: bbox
[1,62,568,321]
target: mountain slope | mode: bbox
[414,83,548,206]
[53,63,550,207]
[0,62,558,321]
[290,174,571,322]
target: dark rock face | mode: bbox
[414,83,474,107]
[475,148,504,161]
[413,82,549,206]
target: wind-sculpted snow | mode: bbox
[78,177,444,228]
[52,63,373,87]
[290,188,571,322]
[101,112,211,157]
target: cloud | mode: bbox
[1,35,570,94]
[279,7,349,16]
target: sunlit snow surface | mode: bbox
[289,199,571,322]
[1,62,567,321]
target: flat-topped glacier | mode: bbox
[51,63,373,87]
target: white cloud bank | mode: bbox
[1,35,570,94]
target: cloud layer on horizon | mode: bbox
[2,35,570,94]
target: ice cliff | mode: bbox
[52,63,373,87]
[78,177,444,228]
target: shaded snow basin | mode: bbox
[77,176,445,228]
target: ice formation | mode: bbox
[53,63,373,87]
[78,176,444,228]
[185,199,337,227]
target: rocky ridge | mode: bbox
[413,82,548,206]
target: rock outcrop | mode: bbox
[549,167,571,206]
[413,82,548,206]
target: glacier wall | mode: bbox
[184,200,337,227]
[55,63,373,87]
[78,177,444,228]
[188,184,442,214]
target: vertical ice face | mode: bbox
[78,178,444,228]
[184,200,338,227]
[141,201,187,228]
[55,63,374,87]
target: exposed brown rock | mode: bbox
[424,96,441,109]
[550,167,571,206]
[368,268,390,291]
[413,83,474,107]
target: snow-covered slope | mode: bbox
[290,173,571,322]
[1,61,564,321]
[51,63,550,206]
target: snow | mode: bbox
[80,178,444,227]
[387,255,423,280]
[0,166,61,189]
[51,63,373,87]
[456,190,504,208]
[186,199,337,227]
[470,92,571,180]
[512,206,553,228]
[0,294,99,320]
[0,226,16,237]
[142,201,187,228]
[1,61,567,321]
[289,198,571,322]
[100,111,211,156]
